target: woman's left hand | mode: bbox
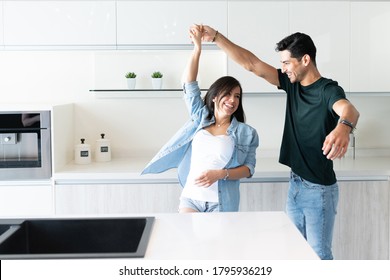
[194,170,223,187]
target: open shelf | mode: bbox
[90,89,187,92]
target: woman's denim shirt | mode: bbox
[142,81,259,212]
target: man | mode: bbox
[199,25,360,260]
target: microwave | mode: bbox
[0,111,51,180]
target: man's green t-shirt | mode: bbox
[277,69,346,185]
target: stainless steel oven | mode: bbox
[0,111,51,180]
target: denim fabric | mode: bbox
[179,197,219,213]
[286,171,339,260]
[142,81,259,212]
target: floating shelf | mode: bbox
[90,89,187,92]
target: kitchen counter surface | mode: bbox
[0,103,66,111]
[53,156,390,184]
[45,211,314,260]
[0,211,319,260]
[144,211,319,260]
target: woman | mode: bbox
[142,25,259,212]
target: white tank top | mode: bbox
[181,129,234,202]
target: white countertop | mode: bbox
[144,211,319,260]
[0,211,319,260]
[0,103,65,111]
[53,156,390,184]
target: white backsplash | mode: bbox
[93,50,227,90]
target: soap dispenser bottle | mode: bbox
[75,138,91,164]
[95,133,111,162]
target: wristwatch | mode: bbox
[339,119,356,133]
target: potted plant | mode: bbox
[125,72,137,89]
[151,71,163,89]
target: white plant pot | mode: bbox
[151,78,162,89]
[126,78,136,89]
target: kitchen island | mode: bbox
[0,211,318,260]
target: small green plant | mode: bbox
[151,71,163,78]
[125,72,137,78]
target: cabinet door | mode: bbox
[117,1,227,47]
[0,185,53,217]
[289,1,350,92]
[240,182,289,211]
[333,181,389,260]
[350,2,390,92]
[0,3,4,49]
[55,184,182,215]
[3,1,116,48]
[227,1,289,93]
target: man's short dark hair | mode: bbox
[276,32,317,66]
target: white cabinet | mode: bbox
[350,2,390,92]
[227,1,351,93]
[334,181,390,260]
[227,1,289,93]
[55,183,182,215]
[289,1,350,92]
[0,3,4,49]
[3,1,116,48]
[116,1,227,47]
[0,184,54,217]
[240,182,289,211]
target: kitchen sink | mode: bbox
[0,217,154,259]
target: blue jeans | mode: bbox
[286,171,339,260]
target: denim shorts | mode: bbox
[179,196,220,213]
